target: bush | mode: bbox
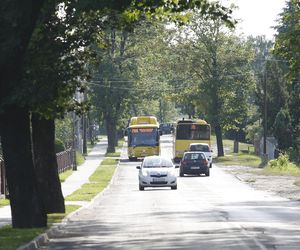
[267,153,300,174]
[55,138,65,153]
[268,153,290,171]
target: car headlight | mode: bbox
[142,170,148,177]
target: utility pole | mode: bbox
[72,112,77,171]
[262,62,268,165]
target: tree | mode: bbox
[0,0,235,227]
[273,0,300,163]
[170,12,255,156]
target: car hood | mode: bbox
[143,168,174,175]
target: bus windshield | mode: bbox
[176,124,210,140]
[128,128,159,147]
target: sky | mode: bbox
[223,0,287,39]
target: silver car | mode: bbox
[136,156,178,191]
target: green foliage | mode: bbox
[55,116,73,148]
[264,153,300,175]
[273,108,292,150]
[245,120,262,144]
[274,0,300,81]
[55,138,65,153]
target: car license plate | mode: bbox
[153,178,165,182]
[191,166,200,169]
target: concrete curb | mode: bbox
[18,146,123,250]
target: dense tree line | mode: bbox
[0,0,234,228]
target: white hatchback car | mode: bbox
[136,156,178,191]
[188,143,213,168]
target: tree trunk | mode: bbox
[31,113,65,214]
[106,116,116,153]
[215,124,224,157]
[0,107,47,228]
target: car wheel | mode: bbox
[205,168,210,177]
[139,185,144,191]
[210,163,212,168]
[171,185,177,190]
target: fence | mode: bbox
[56,148,75,174]
[0,148,74,196]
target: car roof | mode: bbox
[189,143,209,146]
[183,151,205,155]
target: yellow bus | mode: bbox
[173,118,211,162]
[127,116,161,161]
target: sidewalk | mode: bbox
[0,138,108,228]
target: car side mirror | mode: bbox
[124,129,128,136]
[136,166,141,169]
[175,165,179,168]
[159,130,162,136]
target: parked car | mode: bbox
[136,156,178,190]
[179,152,210,177]
[188,143,213,168]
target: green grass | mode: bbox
[295,180,300,187]
[76,151,85,166]
[0,205,80,250]
[47,205,80,224]
[211,135,260,167]
[117,138,125,148]
[65,164,116,201]
[0,198,10,208]
[101,158,118,165]
[105,152,121,157]
[214,152,262,167]
[59,169,73,182]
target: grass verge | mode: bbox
[295,180,300,187]
[0,205,80,250]
[59,169,73,183]
[105,152,121,157]
[214,153,261,168]
[0,198,9,208]
[76,151,85,166]
[65,163,116,201]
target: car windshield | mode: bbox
[184,153,205,160]
[143,157,173,168]
[190,144,210,152]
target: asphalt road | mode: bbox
[41,135,300,250]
